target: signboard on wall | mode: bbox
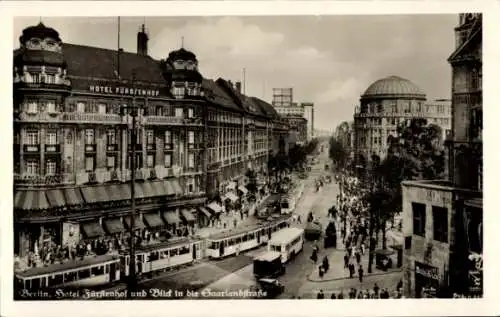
[415,261,440,280]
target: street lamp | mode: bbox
[120,70,142,298]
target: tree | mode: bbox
[329,137,348,170]
[374,118,445,249]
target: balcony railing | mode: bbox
[45,144,61,153]
[15,81,72,91]
[164,143,173,151]
[107,144,119,152]
[183,117,203,125]
[145,116,184,125]
[146,144,156,151]
[14,173,74,187]
[23,144,40,153]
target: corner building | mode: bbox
[402,14,482,298]
[13,23,289,258]
[353,76,451,171]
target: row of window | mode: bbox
[364,102,449,114]
[412,202,448,243]
[145,245,191,262]
[358,117,450,127]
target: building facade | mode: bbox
[335,121,354,158]
[286,116,308,147]
[402,13,482,298]
[13,23,289,258]
[353,75,452,170]
[301,102,314,142]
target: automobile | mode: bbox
[375,249,394,271]
[256,278,285,298]
[304,221,322,241]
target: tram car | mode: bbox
[206,215,291,259]
[119,237,203,278]
[14,254,120,296]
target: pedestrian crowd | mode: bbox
[315,280,404,299]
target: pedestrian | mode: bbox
[355,250,361,264]
[330,292,336,299]
[361,242,365,255]
[322,256,329,272]
[343,253,349,268]
[373,283,380,295]
[317,289,325,299]
[319,265,324,278]
[358,265,364,283]
[349,263,355,278]
[311,250,318,263]
[338,291,344,299]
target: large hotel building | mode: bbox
[13,23,289,258]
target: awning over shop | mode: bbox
[81,222,105,238]
[207,202,222,214]
[118,184,131,200]
[45,189,66,208]
[170,180,183,195]
[198,207,212,218]
[163,211,181,224]
[465,198,483,209]
[123,216,146,230]
[144,213,165,228]
[141,181,157,199]
[103,218,125,234]
[14,190,50,211]
[81,186,109,204]
[160,180,175,196]
[64,188,84,206]
[106,184,124,202]
[224,192,239,203]
[150,181,166,197]
[133,182,146,199]
[238,186,248,195]
[181,209,196,223]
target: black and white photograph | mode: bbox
[1,1,496,316]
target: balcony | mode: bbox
[164,143,173,151]
[45,144,61,154]
[127,144,143,151]
[85,144,96,153]
[106,144,119,152]
[63,112,121,124]
[146,144,156,151]
[23,144,40,153]
[14,173,74,187]
[145,116,184,126]
[183,117,203,126]
[207,162,221,171]
[15,81,72,93]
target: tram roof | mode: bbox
[15,254,118,279]
[120,237,200,254]
[269,227,304,244]
[208,215,291,240]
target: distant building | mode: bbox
[335,121,354,158]
[272,87,293,107]
[402,13,482,298]
[353,75,452,171]
[286,117,308,147]
[301,102,314,142]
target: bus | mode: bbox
[14,254,120,296]
[268,227,304,263]
[253,251,285,279]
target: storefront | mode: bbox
[414,261,440,298]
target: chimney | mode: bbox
[137,24,149,56]
[235,81,242,93]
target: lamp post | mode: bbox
[121,70,142,298]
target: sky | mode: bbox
[13,15,458,131]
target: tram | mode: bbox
[119,237,203,277]
[206,215,291,259]
[14,254,120,294]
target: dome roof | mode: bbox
[362,76,425,98]
[19,22,61,44]
[167,48,197,62]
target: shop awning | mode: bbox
[45,189,66,208]
[81,186,109,204]
[198,207,212,218]
[163,211,181,224]
[224,192,239,203]
[123,216,146,230]
[160,180,175,196]
[150,181,166,197]
[181,209,196,223]
[144,213,165,228]
[106,184,124,202]
[133,183,145,199]
[64,188,84,206]
[141,181,156,199]
[103,218,125,234]
[238,186,248,195]
[14,190,50,211]
[81,222,105,238]
[207,202,222,214]
[118,184,131,200]
[170,180,183,195]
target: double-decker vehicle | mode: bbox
[253,251,285,279]
[206,215,291,259]
[268,227,304,263]
[14,254,120,295]
[119,237,203,278]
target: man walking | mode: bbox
[344,252,349,268]
[349,263,355,278]
[358,264,364,283]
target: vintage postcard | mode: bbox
[0,1,497,317]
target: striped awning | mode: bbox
[181,209,196,223]
[150,181,166,197]
[163,211,181,224]
[144,213,165,228]
[81,222,105,238]
[170,180,183,195]
[103,218,125,234]
[45,189,66,208]
[118,184,131,200]
[207,202,222,214]
[64,188,84,206]
[14,190,50,211]
[198,207,212,218]
[123,216,146,230]
[133,183,146,199]
[81,186,110,204]
[161,180,175,196]
[141,181,156,199]
[106,184,124,201]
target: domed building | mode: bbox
[353,75,451,170]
